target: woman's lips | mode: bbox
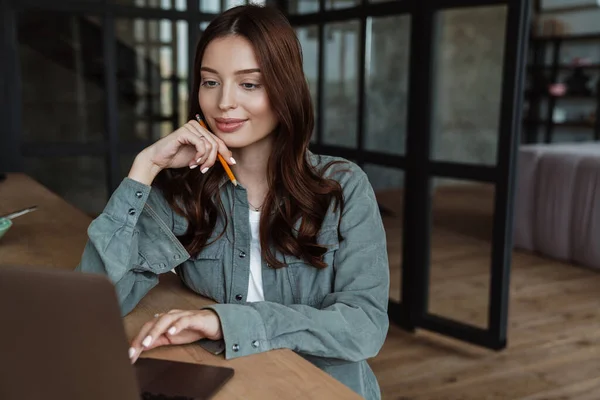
[214,118,247,133]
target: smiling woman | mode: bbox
[75,5,390,400]
[197,36,278,145]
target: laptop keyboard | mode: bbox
[141,392,195,400]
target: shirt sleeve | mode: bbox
[202,169,390,362]
[75,177,190,316]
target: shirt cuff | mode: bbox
[103,177,152,226]
[202,304,270,359]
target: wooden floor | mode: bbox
[369,184,600,400]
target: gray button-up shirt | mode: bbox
[76,153,390,399]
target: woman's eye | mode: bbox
[201,80,218,87]
[241,83,260,90]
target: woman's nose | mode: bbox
[218,83,237,111]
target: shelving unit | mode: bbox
[523,33,600,144]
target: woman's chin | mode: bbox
[218,136,251,149]
[218,133,272,150]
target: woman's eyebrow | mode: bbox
[200,66,261,75]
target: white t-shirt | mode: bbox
[246,209,265,302]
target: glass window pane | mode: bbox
[117,19,188,143]
[178,81,189,127]
[287,0,319,14]
[148,20,158,41]
[296,26,319,143]
[364,15,410,156]
[323,20,359,148]
[431,5,507,166]
[18,12,106,144]
[24,157,108,216]
[225,0,246,9]
[363,164,404,303]
[177,21,188,79]
[160,19,172,42]
[113,0,180,9]
[429,177,494,329]
[161,81,172,115]
[199,0,220,12]
[160,47,173,76]
[326,0,359,10]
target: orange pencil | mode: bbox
[195,114,238,186]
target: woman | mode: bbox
[76,4,389,399]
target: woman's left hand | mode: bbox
[128,309,223,364]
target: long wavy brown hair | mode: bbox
[154,4,346,269]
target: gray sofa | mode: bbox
[514,142,600,270]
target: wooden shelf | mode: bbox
[524,32,600,143]
[525,91,597,99]
[532,33,600,43]
[523,119,596,129]
[527,64,600,71]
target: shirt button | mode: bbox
[232,343,240,352]
[173,254,181,260]
[235,294,243,301]
[128,208,136,215]
[239,251,246,258]
[135,191,143,198]
[251,340,259,348]
[159,263,166,268]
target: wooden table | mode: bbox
[0,173,361,400]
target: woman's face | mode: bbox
[198,35,278,149]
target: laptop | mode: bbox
[0,265,234,400]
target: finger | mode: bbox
[138,333,171,352]
[165,315,195,337]
[142,311,193,350]
[199,139,218,174]
[167,310,221,342]
[193,146,206,167]
[184,123,214,168]
[129,320,156,362]
[180,127,208,168]
[130,333,171,364]
[190,120,235,166]
[188,122,218,173]
[213,136,236,166]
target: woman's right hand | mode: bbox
[128,120,235,185]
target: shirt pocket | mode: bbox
[181,237,227,303]
[283,228,339,308]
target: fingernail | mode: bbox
[201,167,209,174]
[142,335,152,348]
[190,164,198,169]
[168,326,177,335]
[230,157,236,165]
[128,347,136,359]
[196,157,202,163]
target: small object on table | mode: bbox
[0,205,38,220]
[0,218,12,241]
[0,206,37,242]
